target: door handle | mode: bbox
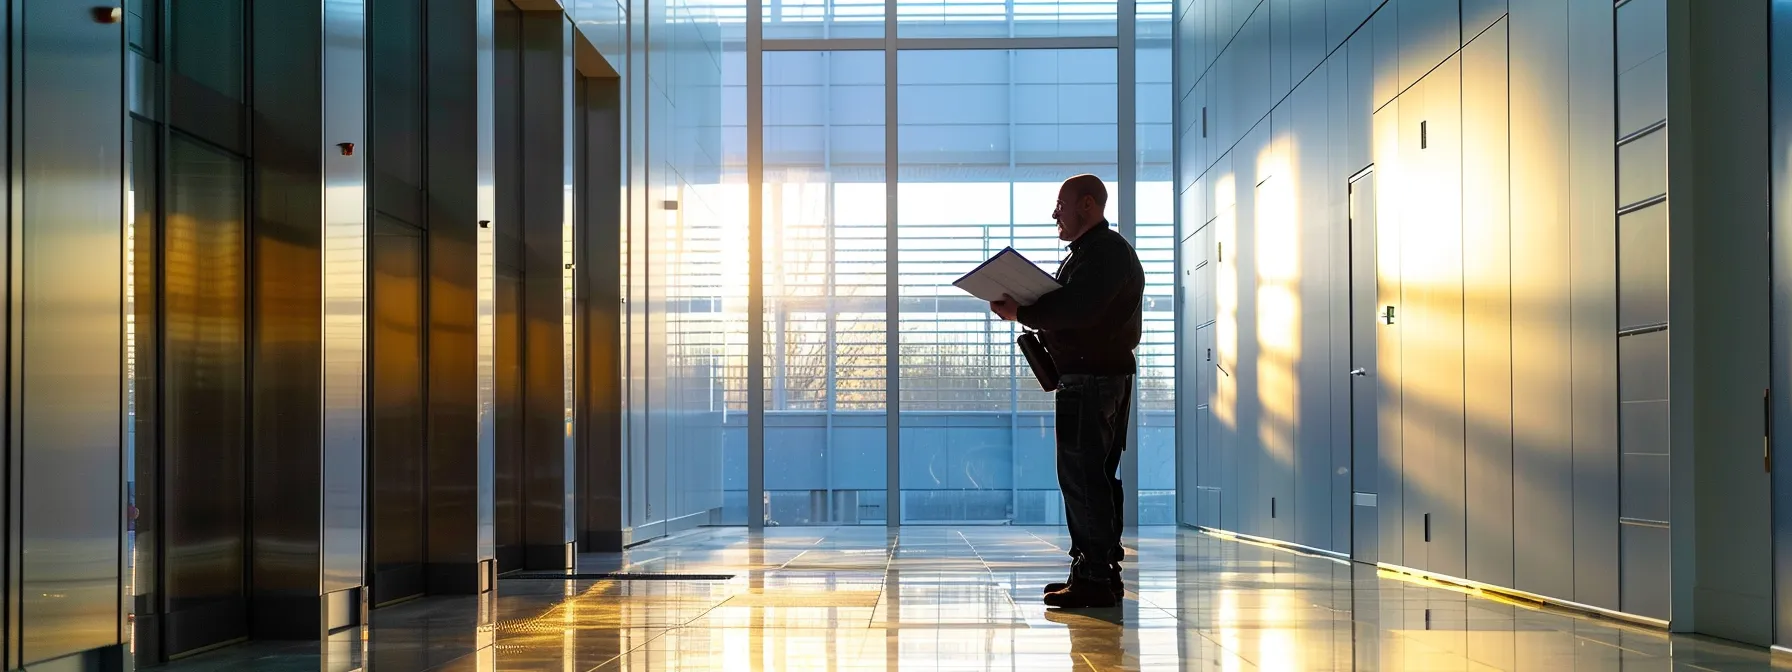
[1349,368,1367,377]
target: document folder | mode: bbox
[1017,331,1060,392]
[955,248,1063,391]
[952,247,1061,306]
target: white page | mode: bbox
[953,247,1061,306]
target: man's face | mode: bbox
[1053,186,1090,241]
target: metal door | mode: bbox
[1349,168,1379,563]
[369,219,428,605]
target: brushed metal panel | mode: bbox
[322,0,369,595]
[1616,0,1667,73]
[247,0,332,637]
[1621,400,1669,457]
[1620,522,1670,620]
[17,2,127,660]
[1773,0,1792,646]
[495,267,524,571]
[576,71,624,550]
[369,222,427,605]
[1178,110,1200,196]
[1618,128,1667,208]
[1369,2,1399,112]
[1291,70,1333,550]
[163,135,249,651]
[1234,9,1272,144]
[1344,26,1375,173]
[1288,0,1325,83]
[1569,0,1619,610]
[1620,330,1669,403]
[1621,452,1670,524]
[422,0,488,592]
[493,1,524,572]
[520,11,573,568]
[1509,0,1575,601]
[1618,203,1668,331]
[1348,170,1377,501]
[1398,0,1460,94]
[1176,7,1199,102]
[1327,56,1356,555]
[1463,0,1506,43]
[1617,52,1667,138]
[1326,0,1377,53]
[1462,20,1514,588]
[1420,55,1466,579]
[1372,100,1404,567]
[1270,0,1291,103]
[475,0,499,572]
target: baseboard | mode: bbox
[22,644,127,672]
[580,529,625,553]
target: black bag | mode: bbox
[1017,331,1060,392]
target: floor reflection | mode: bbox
[153,527,1792,671]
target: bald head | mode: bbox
[1053,174,1108,242]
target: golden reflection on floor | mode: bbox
[449,527,1790,672]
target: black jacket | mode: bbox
[1016,221,1144,375]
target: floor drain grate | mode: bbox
[499,572,735,581]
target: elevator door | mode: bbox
[496,266,525,571]
[370,218,427,605]
[493,0,527,572]
[162,134,251,653]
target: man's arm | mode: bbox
[1016,245,1130,330]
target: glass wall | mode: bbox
[897,48,1117,524]
[1135,0,1174,524]
[716,0,1175,527]
[761,50,890,525]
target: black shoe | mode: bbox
[1043,564,1122,599]
[1044,577,1120,609]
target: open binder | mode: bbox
[954,247,1064,392]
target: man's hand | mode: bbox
[990,294,1020,322]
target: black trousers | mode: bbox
[1055,373,1132,571]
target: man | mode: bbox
[990,174,1144,609]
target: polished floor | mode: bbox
[157,526,1789,671]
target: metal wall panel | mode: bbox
[1288,0,1325,83]
[1417,55,1466,579]
[1348,169,1378,563]
[493,0,525,572]
[1463,0,1506,44]
[1326,0,1378,54]
[422,0,492,593]
[1292,68,1334,551]
[1373,99,1403,567]
[369,221,428,606]
[1674,0,1772,643]
[1369,3,1399,111]
[1461,18,1514,588]
[1621,523,1671,620]
[322,0,370,604]
[15,2,127,662]
[163,132,252,653]
[1394,76,1430,572]
[1271,0,1291,105]
[1568,0,1619,611]
[1618,205,1668,330]
[1326,53,1356,555]
[1771,0,1792,645]
[1397,0,1460,94]
[1508,0,1575,600]
[520,10,574,570]
[476,0,499,585]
